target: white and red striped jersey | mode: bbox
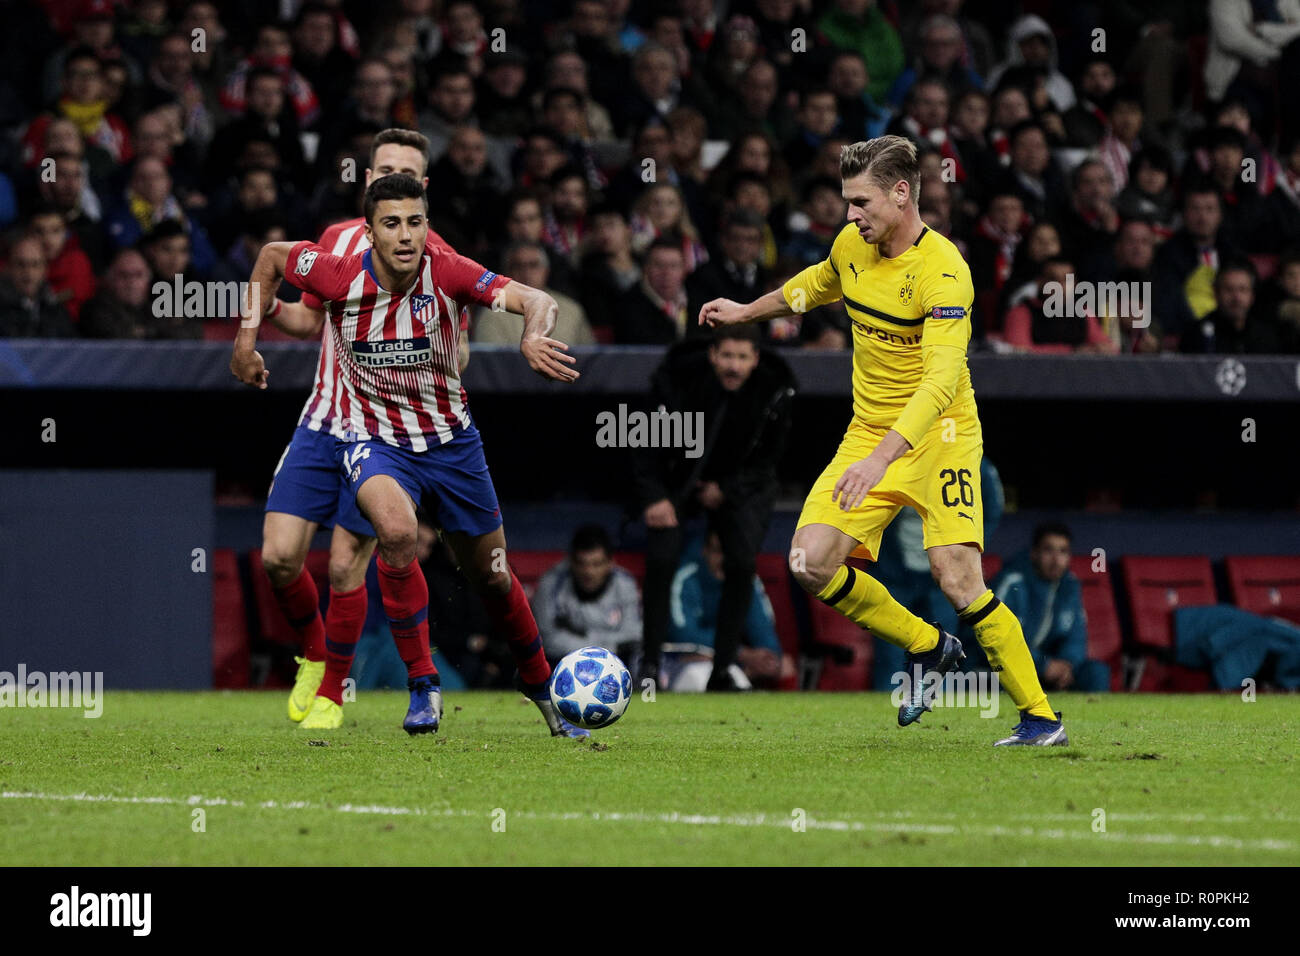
[295,218,464,437]
[284,241,510,452]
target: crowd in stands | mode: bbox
[2,0,1300,354]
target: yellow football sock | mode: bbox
[959,590,1055,720]
[816,565,937,654]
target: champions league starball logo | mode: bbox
[1214,358,1247,396]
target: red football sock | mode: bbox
[484,571,550,686]
[271,567,325,661]
[377,556,437,681]
[317,583,367,705]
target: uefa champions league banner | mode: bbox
[0,471,212,690]
[0,341,1297,400]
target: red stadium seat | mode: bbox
[612,550,645,583]
[1225,555,1300,626]
[212,548,249,689]
[1122,555,1217,691]
[247,549,330,647]
[1249,254,1279,282]
[756,553,802,689]
[807,599,871,690]
[981,552,1002,583]
[506,550,565,600]
[1070,554,1123,690]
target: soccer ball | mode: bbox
[549,646,632,729]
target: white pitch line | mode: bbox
[2,791,1296,852]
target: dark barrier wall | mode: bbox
[0,471,212,689]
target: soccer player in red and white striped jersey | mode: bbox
[236,173,588,736]
[235,130,467,728]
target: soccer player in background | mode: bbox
[231,129,468,728]
[233,173,589,737]
[699,136,1068,746]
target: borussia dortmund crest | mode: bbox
[899,274,915,304]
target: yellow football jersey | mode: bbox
[783,222,979,448]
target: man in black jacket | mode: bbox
[631,327,796,689]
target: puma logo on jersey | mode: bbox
[942,272,958,280]
[847,263,861,281]
[957,511,974,523]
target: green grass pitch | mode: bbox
[2,691,1296,866]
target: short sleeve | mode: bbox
[282,241,354,303]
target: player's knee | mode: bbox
[790,552,836,595]
[328,555,365,592]
[260,547,303,588]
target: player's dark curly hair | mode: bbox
[363,173,427,224]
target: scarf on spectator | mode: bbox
[639,277,687,337]
[60,98,109,137]
[128,191,183,234]
[975,214,1022,287]
[901,116,965,181]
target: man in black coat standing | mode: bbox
[631,327,796,689]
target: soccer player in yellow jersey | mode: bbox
[699,136,1067,746]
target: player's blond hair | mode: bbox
[840,136,921,206]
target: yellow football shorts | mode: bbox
[796,417,985,561]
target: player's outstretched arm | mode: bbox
[698,287,795,329]
[231,241,296,389]
[499,279,579,383]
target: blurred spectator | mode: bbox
[1095,86,1147,192]
[633,330,795,688]
[1152,187,1230,342]
[663,530,790,691]
[1092,219,1163,353]
[427,125,507,260]
[477,49,532,137]
[989,522,1110,692]
[1058,158,1120,272]
[614,41,698,137]
[178,1,231,110]
[473,240,594,346]
[211,210,287,294]
[292,2,358,110]
[1062,56,1118,149]
[711,58,790,142]
[690,209,778,341]
[999,219,1062,319]
[629,182,708,271]
[1180,260,1284,353]
[1186,125,1273,253]
[205,67,306,190]
[827,49,889,141]
[887,13,983,109]
[40,2,142,108]
[999,120,1067,221]
[79,247,177,339]
[541,165,590,268]
[985,83,1031,165]
[220,23,320,127]
[1204,0,1300,143]
[948,88,999,207]
[25,47,133,167]
[317,59,400,166]
[0,236,74,337]
[997,256,1118,353]
[142,32,216,150]
[969,189,1027,310]
[442,0,490,75]
[782,177,846,269]
[704,14,763,101]
[1116,145,1178,236]
[784,88,842,172]
[540,50,616,143]
[666,106,708,189]
[987,14,1076,112]
[615,237,690,344]
[816,0,905,103]
[28,205,95,321]
[578,204,641,329]
[534,524,642,664]
[898,0,996,79]
[106,157,215,277]
[33,151,106,271]
[543,87,609,191]
[501,189,577,294]
[1267,249,1300,351]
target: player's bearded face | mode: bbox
[368,198,429,276]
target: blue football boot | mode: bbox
[403,675,443,735]
[993,710,1069,747]
[897,625,965,726]
[515,673,590,739]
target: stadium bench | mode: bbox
[755,553,801,689]
[212,548,250,689]
[1225,555,1300,626]
[981,552,1002,583]
[1071,554,1123,691]
[806,598,871,690]
[1122,555,1217,691]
